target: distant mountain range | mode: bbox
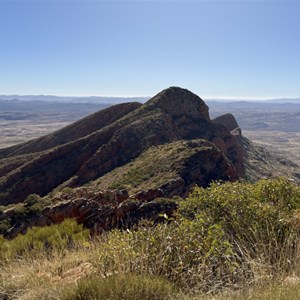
[0,94,299,104]
[207,98,300,104]
[0,95,150,104]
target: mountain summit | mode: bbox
[0,87,244,204]
[144,86,209,120]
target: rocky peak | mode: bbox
[144,87,210,121]
[213,113,240,132]
[213,113,242,145]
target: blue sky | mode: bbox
[0,0,300,99]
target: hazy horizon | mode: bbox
[1,92,300,103]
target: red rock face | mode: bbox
[213,113,239,132]
[0,87,244,205]
[131,189,165,202]
[212,113,244,172]
[3,188,177,239]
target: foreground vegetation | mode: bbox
[0,177,300,299]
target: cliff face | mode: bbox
[213,113,243,145]
[213,113,239,132]
[0,87,244,204]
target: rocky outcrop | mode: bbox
[0,87,244,204]
[213,113,239,132]
[3,188,177,239]
[213,113,243,145]
[131,189,165,202]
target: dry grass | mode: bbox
[1,237,300,300]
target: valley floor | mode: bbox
[244,130,300,166]
[0,119,70,149]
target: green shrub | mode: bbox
[24,193,42,207]
[96,218,236,291]
[61,187,75,195]
[10,195,52,224]
[0,219,10,234]
[2,219,89,258]
[24,194,52,214]
[12,204,28,221]
[59,274,175,300]
[179,178,300,272]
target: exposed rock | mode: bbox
[213,113,239,132]
[130,188,165,202]
[159,178,186,198]
[73,187,129,205]
[3,188,177,239]
[213,113,300,183]
[213,113,243,145]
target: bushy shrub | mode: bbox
[2,219,89,259]
[93,178,300,290]
[96,220,236,290]
[24,193,52,214]
[11,194,52,224]
[59,274,175,300]
[61,187,75,195]
[179,178,300,271]
[0,219,10,234]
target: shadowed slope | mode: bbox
[0,102,142,158]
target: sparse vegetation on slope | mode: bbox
[90,139,237,194]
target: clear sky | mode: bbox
[0,0,300,99]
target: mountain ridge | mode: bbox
[0,87,244,204]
